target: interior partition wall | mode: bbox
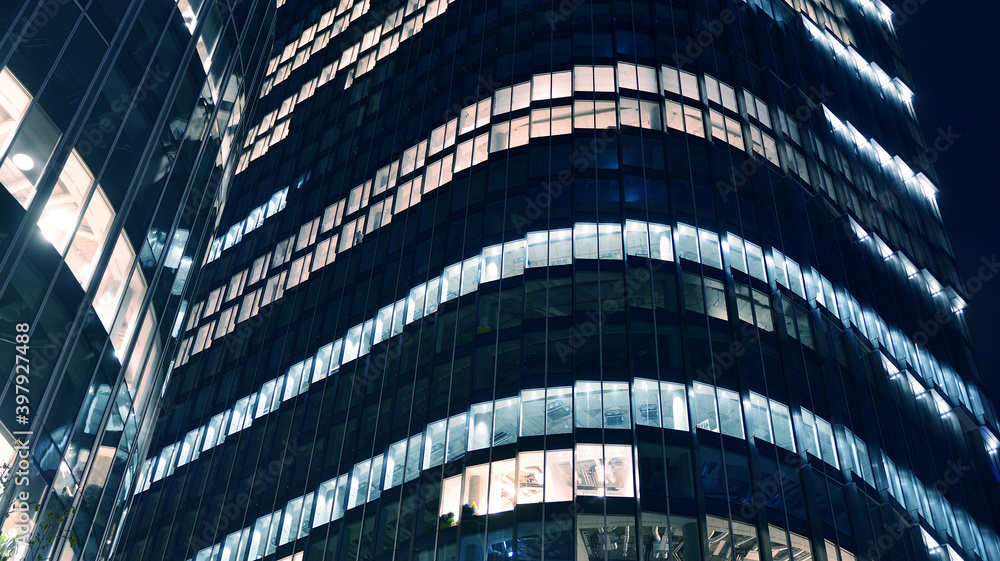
[112,0,1000,561]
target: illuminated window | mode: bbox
[37,152,95,253]
[93,234,136,332]
[65,189,115,287]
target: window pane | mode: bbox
[634,379,660,427]
[620,97,640,128]
[574,223,599,259]
[423,420,446,469]
[640,100,662,130]
[546,387,573,434]
[771,401,795,451]
[594,100,617,129]
[575,381,603,429]
[464,464,489,515]
[405,434,422,482]
[598,223,623,260]
[488,459,516,513]
[551,105,572,135]
[511,81,531,111]
[649,224,673,261]
[603,382,631,428]
[604,444,634,497]
[521,389,546,437]
[545,449,574,502]
[575,444,603,497]
[717,388,743,438]
[661,382,689,431]
[530,108,550,138]
[531,73,551,101]
[447,413,468,462]
[517,451,545,504]
[493,397,518,446]
[693,383,718,432]
[386,440,406,489]
[440,474,462,524]
[548,229,573,266]
[526,231,548,268]
[699,230,722,269]
[750,393,772,443]
[469,402,493,450]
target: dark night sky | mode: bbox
[895,2,1000,409]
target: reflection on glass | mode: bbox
[577,514,638,560]
[66,189,116,287]
[463,463,489,516]
[488,460,517,514]
[93,234,136,331]
[693,383,719,432]
[37,151,96,252]
[520,389,546,437]
[575,382,602,429]
[517,451,544,504]
[545,449,573,502]
[546,387,573,434]
[604,445,634,497]
[575,444,604,497]
[634,379,660,427]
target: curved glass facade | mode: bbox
[113,0,1000,561]
[0,0,273,559]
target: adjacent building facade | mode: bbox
[0,0,273,559]
[112,0,1000,561]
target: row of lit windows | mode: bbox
[190,500,857,561]
[802,17,914,116]
[245,0,934,277]
[236,0,450,171]
[824,106,940,213]
[251,0,914,266]
[139,373,864,493]
[163,220,993,553]
[204,65,977,422]
[236,56,947,313]
[186,215,988,448]
[169,382,993,561]
[0,68,161,362]
[171,377,988,561]
[783,0,856,46]
[206,187,288,263]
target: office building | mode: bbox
[112,0,1000,560]
[0,0,273,559]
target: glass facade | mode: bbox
[0,0,273,559]
[112,0,1000,561]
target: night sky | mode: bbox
[895,2,1000,409]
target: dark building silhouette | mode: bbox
[0,0,273,559]
[110,0,1000,560]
